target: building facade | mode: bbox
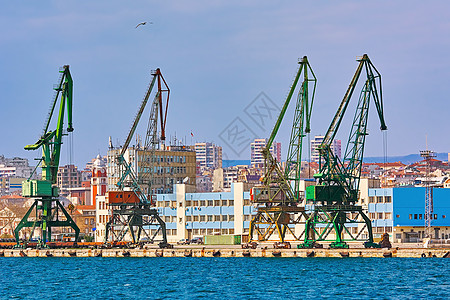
[195,142,222,172]
[107,147,196,194]
[368,187,450,243]
[250,138,281,167]
[310,135,341,163]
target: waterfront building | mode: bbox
[367,187,450,243]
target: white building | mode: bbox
[310,135,341,163]
[250,138,281,167]
[195,142,222,171]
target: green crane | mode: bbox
[249,56,316,242]
[302,54,387,249]
[14,65,80,248]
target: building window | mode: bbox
[369,197,375,203]
[386,227,392,233]
[164,201,170,207]
[214,215,221,222]
[193,215,199,222]
[434,214,438,219]
[369,213,376,219]
[193,200,199,206]
[185,200,191,206]
[229,229,234,235]
[409,214,412,219]
[207,215,213,222]
[222,200,228,206]
[207,200,213,206]
[186,216,192,222]
[200,200,206,207]
[200,215,206,222]
[419,214,422,220]
[377,196,383,203]
[378,213,383,219]
[229,200,234,206]
[229,215,235,221]
[414,214,417,219]
[385,213,392,219]
[385,196,392,203]
[222,215,228,222]
[172,229,177,235]
[214,200,220,206]
[85,219,88,225]
[244,199,250,206]
[395,234,401,239]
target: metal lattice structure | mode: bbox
[302,54,387,249]
[420,150,435,239]
[105,69,171,248]
[249,56,316,242]
[14,65,80,248]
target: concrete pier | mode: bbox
[1,247,449,258]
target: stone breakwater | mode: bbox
[1,248,449,258]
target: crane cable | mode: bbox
[382,130,388,187]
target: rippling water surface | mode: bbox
[1,257,448,299]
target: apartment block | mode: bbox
[250,138,281,167]
[195,142,222,172]
[310,136,341,163]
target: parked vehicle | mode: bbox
[177,239,190,245]
[241,242,258,249]
[190,237,203,244]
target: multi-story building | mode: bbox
[57,165,82,195]
[95,182,255,243]
[107,146,196,194]
[195,142,222,172]
[310,135,341,163]
[250,138,281,167]
[0,156,36,195]
[367,187,450,243]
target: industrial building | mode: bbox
[95,182,254,243]
[368,187,450,243]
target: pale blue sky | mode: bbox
[1,1,450,168]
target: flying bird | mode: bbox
[135,21,152,28]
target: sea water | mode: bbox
[0,257,448,299]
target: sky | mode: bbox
[1,1,450,168]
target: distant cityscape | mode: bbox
[1,136,450,244]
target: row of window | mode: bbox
[368,196,392,203]
[409,214,445,220]
[157,199,239,208]
[369,212,392,220]
[137,155,188,164]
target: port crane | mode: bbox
[302,54,387,249]
[105,68,171,247]
[14,65,80,248]
[249,56,316,242]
